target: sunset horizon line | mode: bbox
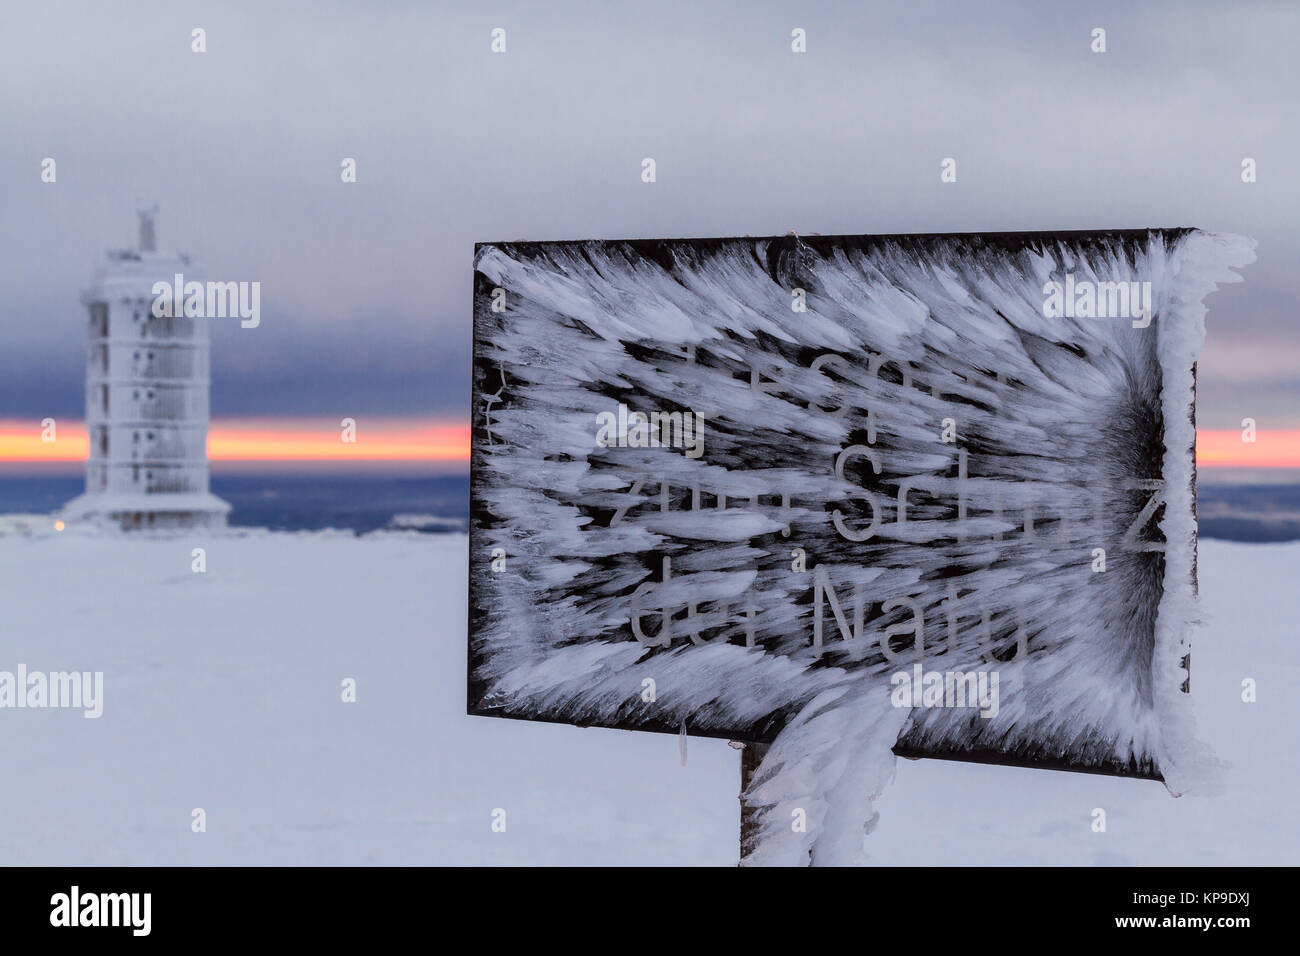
[1,418,1299,470]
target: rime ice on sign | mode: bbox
[62,209,230,530]
[468,229,1254,864]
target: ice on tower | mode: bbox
[62,208,230,530]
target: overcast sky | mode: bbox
[1,0,1295,429]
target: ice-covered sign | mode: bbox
[469,230,1252,863]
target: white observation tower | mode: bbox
[63,208,230,529]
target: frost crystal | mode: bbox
[469,230,1254,864]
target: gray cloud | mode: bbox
[1,0,1295,426]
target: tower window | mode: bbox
[89,303,109,337]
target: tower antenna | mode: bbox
[136,202,159,253]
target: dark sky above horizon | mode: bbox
[1,0,1296,429]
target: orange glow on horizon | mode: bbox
[0,418,468,463]
[1,421,1298,469]
[206,418,468,462]
[1194,428,1300,469]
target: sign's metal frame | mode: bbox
[469,230,1196,784]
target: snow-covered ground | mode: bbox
[0,520,1295,865]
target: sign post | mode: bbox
[469,229,1253,863]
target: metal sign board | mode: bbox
[469,229,1250,782]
